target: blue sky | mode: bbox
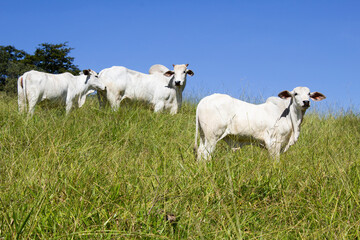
[1,0,359,112]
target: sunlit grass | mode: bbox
[0,94,359,239]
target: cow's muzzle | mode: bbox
[302,100,310,108]
[175,81,181,86]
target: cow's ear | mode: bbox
[310,92,326,101]
[186,69,194,76]
[185,64,189,67]
[278,90,292,99]
[83,69,90,75]
[164,71,175,77]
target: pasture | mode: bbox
[0,94,359,239]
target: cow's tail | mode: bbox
[193,106,199,160]
[17,73,27,113]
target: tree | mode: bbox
[0,46,33,93]
[0,42,80,94]
[24,42,80,75]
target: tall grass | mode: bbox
[0,94,359,239]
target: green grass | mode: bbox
[0,94,359,239]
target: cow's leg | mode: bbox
[197,134,206,161]
[169,105,178,115]
[26,91,42,116]
[197,138,216,161]
[266,138,281,161]
[110,94,129,111]
[154,101,165,113]
[17,76,26,113]
[202,138,217,160]
[107,91,122,111]
[27,97,38,116]
[196,123,206,161]
[270,147,281,161]
[18,90,26,113]
[65,100,74,115]
[111,102,120,111]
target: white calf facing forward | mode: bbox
[194,87,326,160]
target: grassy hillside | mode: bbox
[0,94,359,239]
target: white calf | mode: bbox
[194,87,326,160]
[18,69,105,115]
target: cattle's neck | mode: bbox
[176,88,183,109]
[288,98,306,143]
[82,76,91,90]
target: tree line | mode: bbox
[0,42,80,94]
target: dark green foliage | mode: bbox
[0,46,31,93]
[24,42,80,75]
[0,42,80,94]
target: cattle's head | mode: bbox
[164,64,194,88]
[83,69,106,91]
[278,86,326,110]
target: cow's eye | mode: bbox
[294,93,298,96]
[183,71,186,73]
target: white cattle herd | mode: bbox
[17,64,326,160]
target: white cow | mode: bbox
[97,64,194,114]
[194,87,326,160]
[18,69,106,115]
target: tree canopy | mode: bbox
[0,42,80,94]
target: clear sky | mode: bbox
[1,0,359,112]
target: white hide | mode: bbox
[18,69,106,115]
[97,64,194,114]
[194,87,326,160]
[148,64,170,74]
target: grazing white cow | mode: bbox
[97,64,194,114]
[18,69,106,115]
[194,87,326,160]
